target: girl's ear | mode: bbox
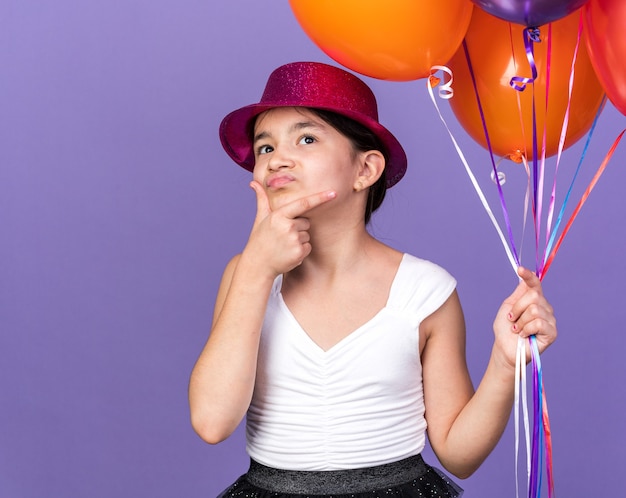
[354,150,385,191]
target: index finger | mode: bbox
[279,190,337,219]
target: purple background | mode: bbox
[2,1,625,497]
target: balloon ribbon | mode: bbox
[429,18,624,492]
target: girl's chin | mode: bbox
[268,190,301,210]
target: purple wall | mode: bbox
[2,1,624,497]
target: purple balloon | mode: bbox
[471,0,589,27]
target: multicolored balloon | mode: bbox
[471,0,589,27]
[289,0,473,81]
[446,8,605,161]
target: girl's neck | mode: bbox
[281,227,402,302]
[288,223,380,279]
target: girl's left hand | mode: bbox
[493,266,557,369]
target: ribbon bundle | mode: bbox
[428,10,623,498]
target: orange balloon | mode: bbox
[289,0,474,81]
[447,9,605,160]
[584,0,626,115]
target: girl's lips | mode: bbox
[266,174,295,189]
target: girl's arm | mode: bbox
[188,183,336,444]
[188,252,275,444]
[422,267,557,478]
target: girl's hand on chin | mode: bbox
[242,181,336,277]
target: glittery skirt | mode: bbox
[217,454,463,497]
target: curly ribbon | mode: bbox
[429,65,454,100]
[508,24,532,267]
[510,28,550,269]
[510,28,542,91]
[429,60,539,496]
[427,65,519,272]
[507,25,553,498]
[508,25,546,274]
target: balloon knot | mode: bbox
[507,150,525,163]
[428,75,441,88]
[527,27,542,43]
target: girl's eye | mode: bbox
[257,144,274,155]
[299,135,316,145]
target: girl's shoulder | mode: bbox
[364,244,455,292]
[388,253,457,320]
[399,253,454,278]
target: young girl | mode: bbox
[189,61,557,497]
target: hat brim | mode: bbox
[219,103,407,188]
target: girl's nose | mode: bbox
[267,145,295,171]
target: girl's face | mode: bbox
[252,107,361,212]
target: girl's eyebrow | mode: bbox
[253,130,271,144]
[291,120,323,132]
[253,120,325,144]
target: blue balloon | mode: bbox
[471,0,589,27]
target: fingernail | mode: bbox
[507,313,513,321]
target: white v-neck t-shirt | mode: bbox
[245,253,457,471]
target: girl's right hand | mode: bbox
[243,181,336,277]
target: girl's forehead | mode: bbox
[254,107,321,130]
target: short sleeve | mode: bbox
[386,254,457,326]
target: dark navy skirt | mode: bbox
[217,454,463,497]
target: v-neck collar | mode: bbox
[275,253,407,354]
